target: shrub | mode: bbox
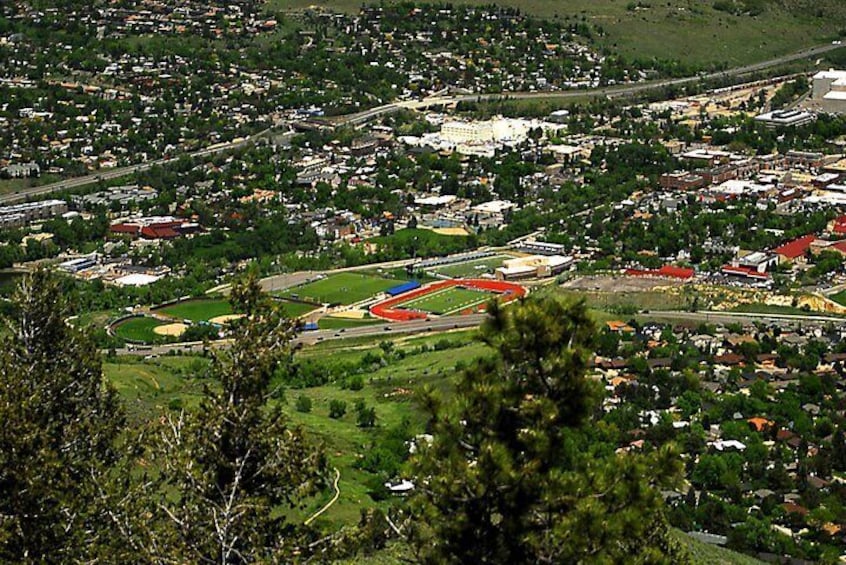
[295,394,312,413]
[329,399,347,419]
[357,404,377,428]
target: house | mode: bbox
[606,320,635,334]
[747,417,774,433]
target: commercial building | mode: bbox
[0,199,68,229]
[806,70,846,114]
[773,235,816,264]
[109,216,200,240]
[659,171,707,191]
[495,254,573,280]
[516,240,568,256]
[754,109,816,129]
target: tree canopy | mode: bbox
[408,297,686,564]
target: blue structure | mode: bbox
[302,322,319,331]
[386,281,421,297]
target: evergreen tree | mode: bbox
[0,270,124,562]
[120,275,327,563]
[408,297,686,564]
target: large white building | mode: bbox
[495,255,573,280]
[806,70,846,114]
[440,118,534,145]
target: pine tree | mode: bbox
[0,270,124,562]
[120,275,327,563]
[408,297,686,564]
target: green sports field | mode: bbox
[280,273,406,305]
[398,286,491,316]
[276,299,319,318]
[113,317,165,343]
[157,299,232,322]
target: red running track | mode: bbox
[370,279,527,322]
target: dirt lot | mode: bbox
[562,275,685,293]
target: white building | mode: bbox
[495,255,573,280]
[754,109,816,129]
[807,69,846,114]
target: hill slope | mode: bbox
[267,0,846,67]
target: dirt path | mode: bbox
[304,467,340,526]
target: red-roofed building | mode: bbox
[829,215,846,235]
[721,265,771,280]
[140,225,180,240]
[774,234,816,263]
[109,216,196,241]
[110,223,141,237]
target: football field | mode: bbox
[397,286,491,316]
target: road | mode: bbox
[644,309,846,327]
[338,42,846,123]
[8,42,842,206]
[111,312,488,357]
[0,128,285,206]
[111,305,846,358]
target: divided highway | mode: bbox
[111,306,846,358]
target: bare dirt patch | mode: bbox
[153,323,188,337]
[562,275,684,293]
[208,314,244,325]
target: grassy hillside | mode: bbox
[673,529,764,564]
[267,0,846,67]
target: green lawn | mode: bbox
[672,530,763,564]
[266,0,846,67]
[829,290,846,307]
[731,302,846,318]
[113,317,165,343]
[426,255,510,278]
[156,299,233,322]
[556,289,688,312]
[398,286,490,315]
[0,174,62,195]
[105,356,210,424]
[280,273,407,305]
[105,331,488,528]
[276,299,320,318]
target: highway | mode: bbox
[0,128,282,206]
[644,309,846,327]
[111,304,846,358]
[7,42,842,207]
[339,42,846,122]
[111,312,488,357]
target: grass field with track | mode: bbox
[280,273,406,305]
[157,299,232,322]
[397,286,491,316]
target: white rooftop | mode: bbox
[114,273,162,287]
